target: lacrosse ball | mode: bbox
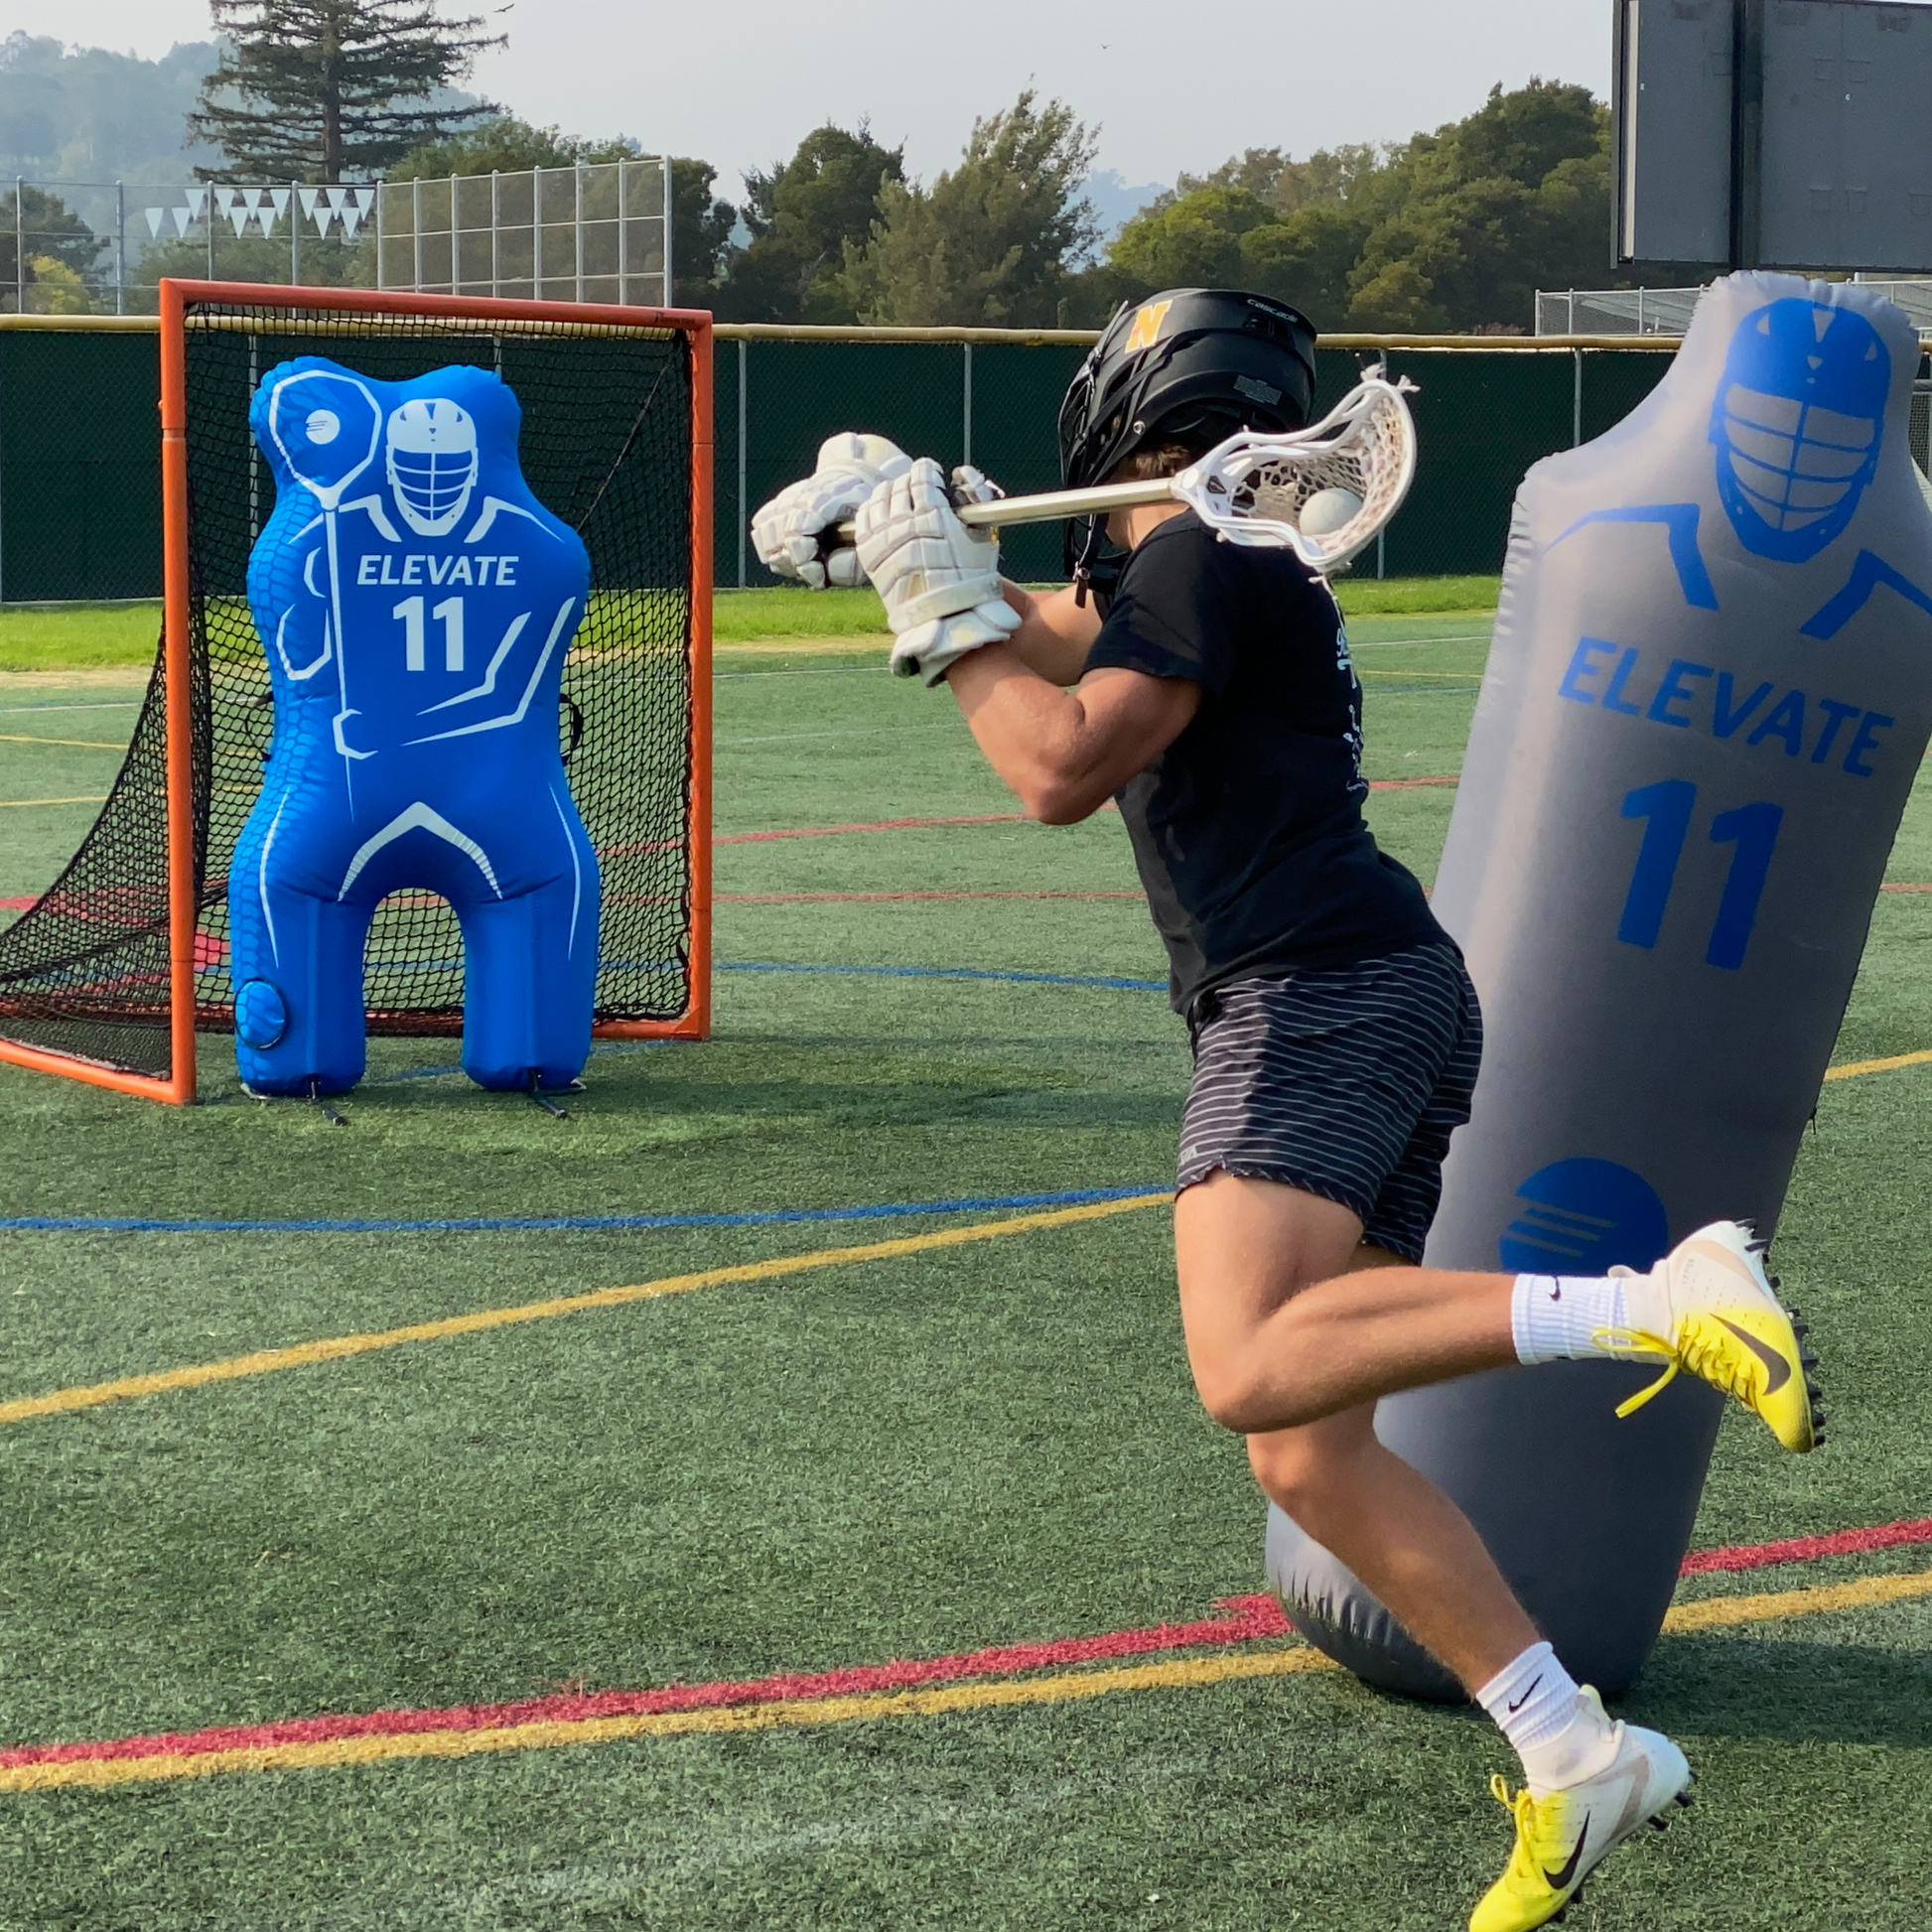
[1298,487,1363,536]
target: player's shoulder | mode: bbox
[1122,511,1331,613]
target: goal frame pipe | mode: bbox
[0,283,201,1104]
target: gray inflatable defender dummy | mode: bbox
[1267,271,1932,1701]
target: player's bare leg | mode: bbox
[1174,1175,1533,1685]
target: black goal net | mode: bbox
[0,292,700,1086]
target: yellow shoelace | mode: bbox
[1592,1321,1764,1420]
[1489,1776,1555,1890]
[1590,1325,1680,1418]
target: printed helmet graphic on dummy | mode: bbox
[1710,297,1889,565]
[385,395,482,536]
[1056,287,1317,580]
[262,366,384,508]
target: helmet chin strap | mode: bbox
[1071,515,1106,607]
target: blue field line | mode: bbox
[0,1183,1165,1237]
[718,960,1169,992]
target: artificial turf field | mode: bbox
[0,602,1927,1929]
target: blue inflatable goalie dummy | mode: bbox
[228,357,600,1096]
[1268,271,1932,1699]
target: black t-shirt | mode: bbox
[1083,511,1445,1013]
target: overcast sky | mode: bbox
[10,0,1610,195]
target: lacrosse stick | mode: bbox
[832,371,1418,575]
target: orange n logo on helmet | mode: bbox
[1123,300,1173,354]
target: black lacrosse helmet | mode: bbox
[1057,288,1318,585]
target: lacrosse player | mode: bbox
[755,288,1816,1932]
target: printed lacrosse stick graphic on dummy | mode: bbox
[1266,272,1932,1699]
[227,357,600,1098]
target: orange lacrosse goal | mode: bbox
[0,280,712,1104]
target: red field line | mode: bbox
[718,891,1143,904]
[8,1512,1928,1774]
[716,812,1037,844]
[1880,883,1932,895]
[1678,1515,1932,1575]
[0,1596,1295,1770]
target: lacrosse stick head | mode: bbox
[1171,374,1419,574]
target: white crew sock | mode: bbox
[1509,1273,1645,1364]
[1472,1641,1617,1796]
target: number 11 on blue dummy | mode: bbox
[1617,779,1783,970]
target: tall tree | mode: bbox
[838,92,1096,328]
[720,123,902,323]
[1096,78,1637,334]
[189,0,500,181]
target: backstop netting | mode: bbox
[0,283,711,1100]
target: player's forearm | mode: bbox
[994,580,1099,687]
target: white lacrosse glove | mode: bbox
[854,459,1021,684]
[751,432,913,589]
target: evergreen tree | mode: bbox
[838,93,1096,328]
[189,0,500,181]
[720,123,902,323]
[1096,78,1645,334]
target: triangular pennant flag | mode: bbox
[269,189,291,216]
[144,206,166,239]
[298,189,320,217]
[228,204,251,236]
[187,188,208,217]
[339,204,364,237]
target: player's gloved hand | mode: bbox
[750,432,912,589]
[854,458,1021,684]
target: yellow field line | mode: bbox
[1661,1565,1932,1632]
[0,1193,1171,1431]
[9,1566,1929,1791]
[0,1649,1330,1790]
[0,732,124,750]
[1824,1047,1932,1082]
[0,794,106,809]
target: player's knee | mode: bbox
[1189,1351,1305,1436]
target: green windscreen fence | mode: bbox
[0,324,1685,602]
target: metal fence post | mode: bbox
[207,190,214,281]
[290,181,299,284]
[374,176,384,289]
[413,177,423,290]
[737,338,749,588]
[114,182,125,316]
[491,171,501,298]
[1573,347,1585,447]
[962,342,973,467]
[532,165,543,298]
[661,154,673,306]
[618,158,628,305]
[15,178,23,313]
[574,164,584,303]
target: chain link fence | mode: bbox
[0,165,670,320]
[1538,280,1932,337]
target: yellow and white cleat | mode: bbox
[1598,1219,1823,1452]
[1470,1694,1693,1932]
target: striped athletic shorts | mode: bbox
[1175,942,1482,1263]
